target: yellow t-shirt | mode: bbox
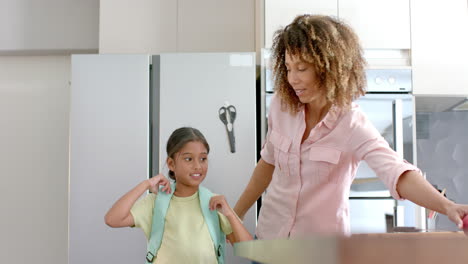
[130,191,233,264]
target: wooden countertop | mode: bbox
[234,232,468,264]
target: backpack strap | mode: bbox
[199,186,226,264]
[145,184,225,264]
[146,183,175,264]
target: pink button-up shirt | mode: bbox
[257,94,419,239]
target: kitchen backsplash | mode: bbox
[416,110,468,231]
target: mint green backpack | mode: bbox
[145,183,226,264]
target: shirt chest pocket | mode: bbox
[270,130,292,176]
[309,146,342,184]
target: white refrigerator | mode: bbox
[70,53,257,264]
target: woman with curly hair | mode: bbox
[234,14,468,238]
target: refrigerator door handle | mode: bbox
[392,99,404,158]
[392,99,405,227]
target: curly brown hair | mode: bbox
[271,14,367,113]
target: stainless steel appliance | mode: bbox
[350,69,417,233]
[70,53,257,264]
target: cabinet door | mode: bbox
[339,0,410,49]
[411,0,468,95]
[265,0,338,48]
[0,0,98,53]
[177,0,255,52]
[100,0,177,53]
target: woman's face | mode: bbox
[168,141,208,189]
[285,51,326,105]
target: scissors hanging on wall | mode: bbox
[218,103,237,153]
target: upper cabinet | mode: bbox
[177,0,255,52]
[100,0,255,54]
[0,0,98,54]
[339,0,410,49]
[264,0,410,50]
[100,0,178,53]
[411,0,468,95]
[265,0,338,48]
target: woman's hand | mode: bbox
[147,174,171,194]
[209,195,234,217]
[445,203,468,230]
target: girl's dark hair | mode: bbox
[166,127,210,180]
[271,14,367,113]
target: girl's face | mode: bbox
[167,141,208,191]
[285,51,326,105]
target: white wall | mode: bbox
[0,56,70,264]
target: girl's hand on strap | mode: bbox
[209,195,234,217]
[147,173,171,194]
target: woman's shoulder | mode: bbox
[269,93,291,112]
[340,103,370,125]
[340,103,381,142]
[332,103,376,138]
[268,93,302,123]
[269,93,281,110]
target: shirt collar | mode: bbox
[321,105,340,129]
[300,104,340,129]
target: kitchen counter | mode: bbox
[234,232,468,264]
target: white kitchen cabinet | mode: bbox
[0,0,98,54]
[177,0,255,52]
[100,0,254,53]
[339,0,411,49]
[264,0,410,50]
[100,0,178,53]
[411,0,468,95]
[264,0,338,48]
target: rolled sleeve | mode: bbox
[389,160,422,200]
[260,129,275,165]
